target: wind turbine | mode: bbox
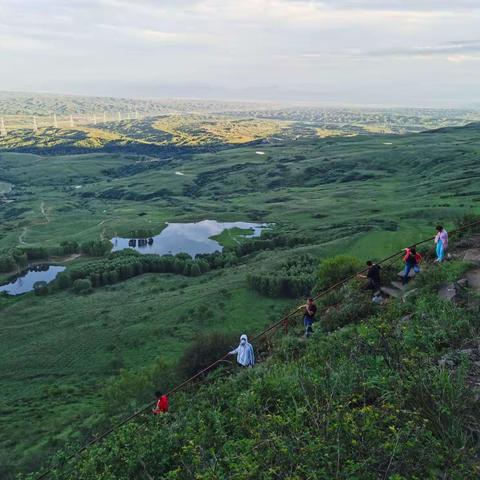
[0,117,7,136]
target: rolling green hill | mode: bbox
[31,256,480,479]
[1,123,480,477]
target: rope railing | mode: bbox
[34,218,480,479]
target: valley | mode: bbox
[1,116,480,476]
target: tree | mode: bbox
[182,262,192,276]
[173,258,185,274]
[177,332,233,378]
[12,251,28,270]
[33,281,49,296]
[57,272,72,289]
[0,255,16,273]
[190,263,201,277]
[107,270,119,284]
[73,278,92,294]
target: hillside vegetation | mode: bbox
[29,242,480,479]
[1,122,480,477]
[0,116,289,155]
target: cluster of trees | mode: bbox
[247,254,316,298]
[0,251,26,273]
[0,240,111,273]
[57,250,241,293]
[232,232,315,257]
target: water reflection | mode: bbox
[0,265,66,295]
[111,220,269,257]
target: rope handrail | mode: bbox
[34,218,480,479]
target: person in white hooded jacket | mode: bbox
[229,334,255,367]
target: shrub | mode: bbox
[0,254,16,273]
[80,240,111,257]
[73,278,92,294]
[33,281,49,296]
[454,212,480,238]
[316,254,362,291]
[56,272,72,289]
[247,254,316,298]
[176,332,235,379]
[321,285,376,332]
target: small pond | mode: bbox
[0,265,66,296]
[111,220,269,257]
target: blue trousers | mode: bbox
[304,316,314,337]
[436,242,445,262]
[403,264,420,284]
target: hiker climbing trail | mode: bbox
[34,218,480,480]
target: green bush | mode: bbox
[247,254,316,298]
[33,281,49,296]
[454,212,480,237]
[0,254,16,273]
[56,272,72,290]
[176,332,234,379]
[316,254,362,291]
[73,278,92,294]
[321,284,376,332]
[101,359,177,417]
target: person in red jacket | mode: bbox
[402,246,422,285]
[152,391,169,414]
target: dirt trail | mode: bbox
[17,202,50,245]
[98,219,107,240]
[59,253,82,263]
[18,226,28,245]
[40,201,50,224]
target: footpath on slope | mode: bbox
[34,219,480,480]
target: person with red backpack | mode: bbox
[402,246,422,285]
[152,391,169,414]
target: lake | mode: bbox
[111,220,269,257]
[0,265,66,295]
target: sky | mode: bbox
[0,0,479,106]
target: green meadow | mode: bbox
[1,122,480,476]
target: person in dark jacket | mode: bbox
[358,260,381,293]
[303,297,317,337]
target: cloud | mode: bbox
[302,39,480,62]
[290,0,480,11]
[0,33,50,51]
[0,0,480,105]
[97,24,212,45]
[366,39,480,60]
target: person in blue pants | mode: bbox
[403,246,422,285]
[435,225,449,263]
[303,297,317,337]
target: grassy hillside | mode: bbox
[1,123,480,476]
[28,249,480,479]
[1,123,480,253]
[0,115,292,155]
